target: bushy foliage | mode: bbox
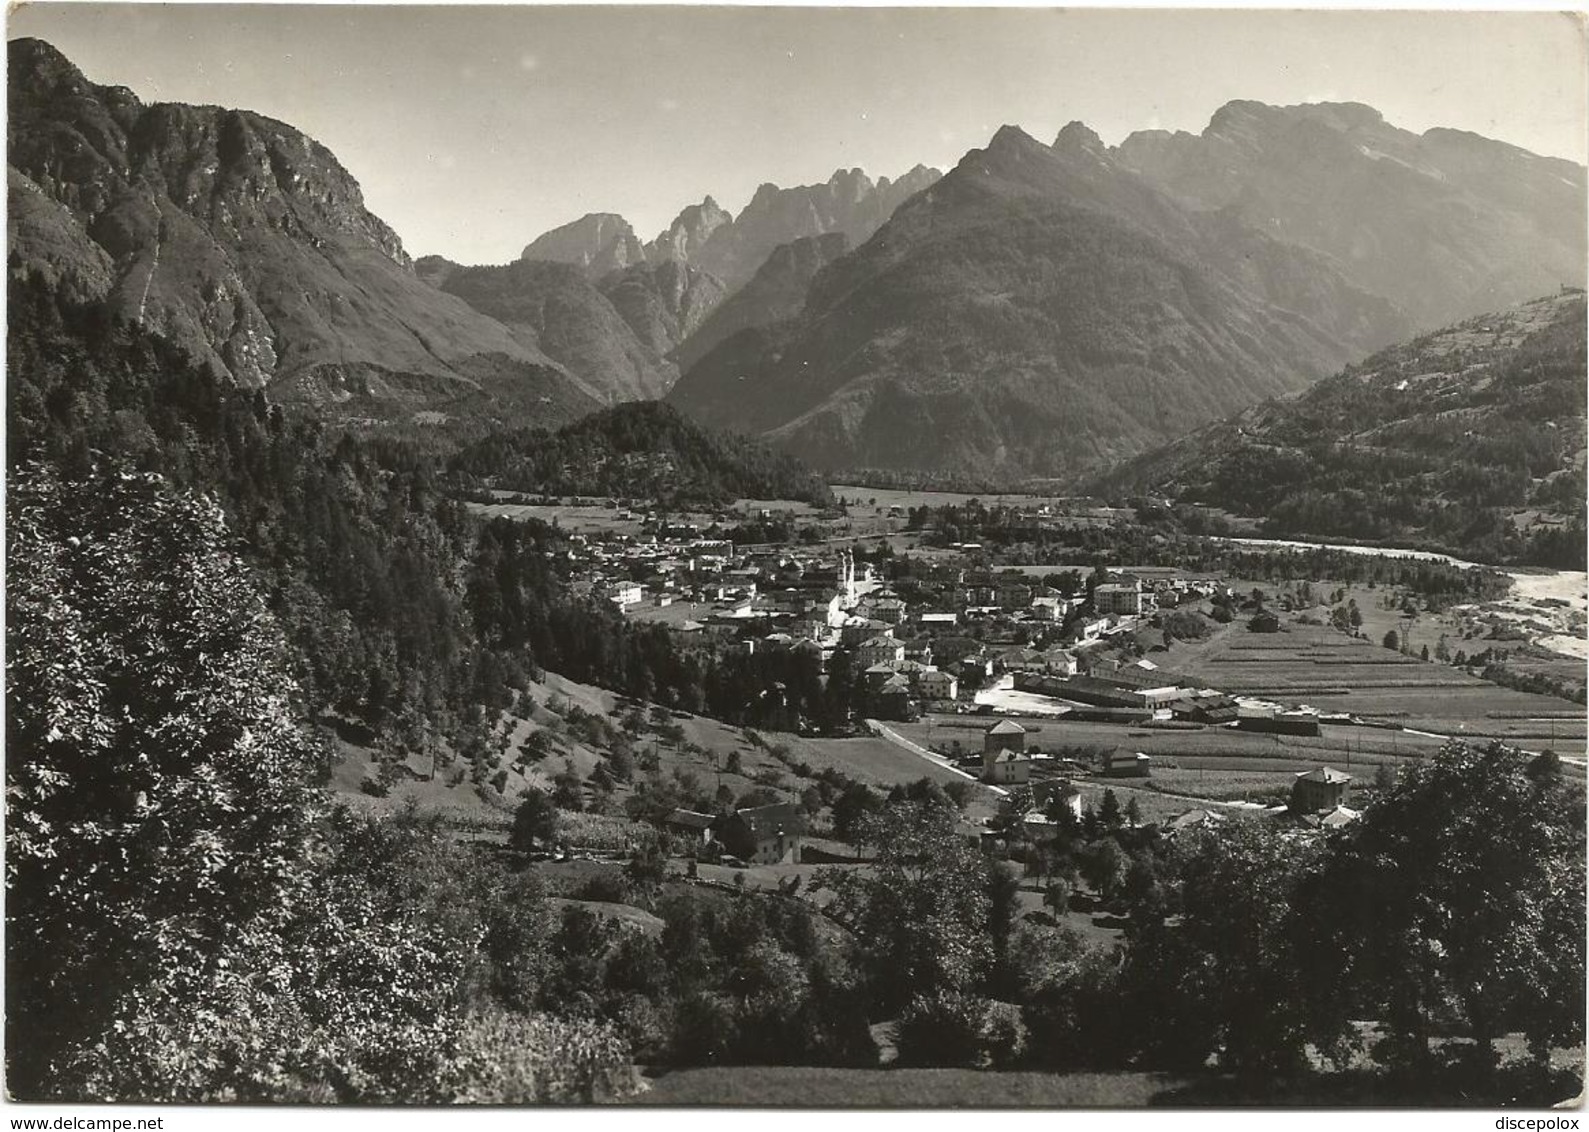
[1294,740,1586,1066]
[980,1000,1030,1068]
[6,464,328,1096]
[452,1011,640,1104]
[4,462,650,1102]
[894,991,990,1068]
[820,801,994,1013]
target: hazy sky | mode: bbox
[9,5,1587,265]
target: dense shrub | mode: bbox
[981,1001,1029,1068]
[894,991,990,1067]
[453,1011,640,1104]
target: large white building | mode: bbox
[607,582,643,608]
[1094,579,1147,616]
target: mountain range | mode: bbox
[9,37,1585,487]
[667,121,1429,477]
[1115,100,1586,328]
[5,37,935,421]
[486,167,942,396]
[520,165,941,294]
[666,108,1585,479]
[414,254,725,401]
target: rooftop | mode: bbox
[1297,767,1353,784]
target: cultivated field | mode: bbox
[1177,617,1586,758]
[892,594,1584,817]
[466,499,651,535]
[831,484,1126,519]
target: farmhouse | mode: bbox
[983,719,1027,755]
[984,748,1031,786]
[982,719,1030,784]
[716,803,805,864]
[1039,649,1079,676]
[1029,595,1075,622]
[664,808,717,846]
[606,581,644,608]
[997,647,1046,673]
[874,673,915,721]
[1291,767,1352,814]
[1103,749,1152,777]
[864,662,898,688]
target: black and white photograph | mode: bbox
[4,1,1586,1113]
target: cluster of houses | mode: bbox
[573,538,878,631]
[823,574,1234,721]
[652,733,1359,875]
[564,523,1269,730]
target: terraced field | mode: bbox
[1183,621,1586,758]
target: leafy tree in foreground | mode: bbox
[1295,740,1586,1072]
[1187,821,1321,1072]
[819,801,992,1013]
[6,466,636,1101]
[6,466,327,1096]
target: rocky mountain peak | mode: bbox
[10,37,412,273]
[986,123,1041,151]
[827,167,875,202]
[8,37,92,99]
[1053,120,1107,159]
[521,212,647,278]
[1204,99,1390,151]
[649,196,732,263]
[1292,101,1387,132]
[955,125,1058,186]
[1201,99,1278,151]
[6,37,603,414]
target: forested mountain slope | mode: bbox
[451,400,835,507]
[1095,290,1588,567]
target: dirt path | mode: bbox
[1069,776,1273,813]
[864,719,1007,796]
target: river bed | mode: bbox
[1213,536,1587,661]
